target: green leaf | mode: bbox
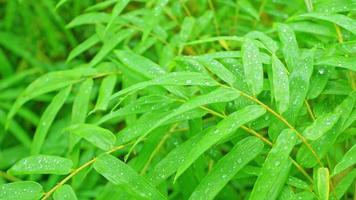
[242,38,264,95]
[53,184,78,200]
[67,123,116,151]
[147,130,206,185]
[271,54,289,113]
[72,78,93,124]
[93,154,166,200]
[89,29,133,67]
[110,72,218,100]
[303,112,340,140]
[94,74,117,112]
[66,12,112,28]
[246,31,278,53]
[189,137,264,200]
[8,155,73,175]
[0,181,43,200]
[105,0,130,32]
[333,144,356,175]
[317,56,356,72]
[115,49,166,79]
[97,95,172,125]
[295,13,356,35]
[333,169,356,199]
[198,58,236,85]
[67,34,100,62]
[316,167,329,200]
[276,23,299,71]
[175,105,266,181]
[249,129,297,200]
[31,86,72,155]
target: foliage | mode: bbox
[0,0,355,199]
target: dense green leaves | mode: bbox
[1,0,355,199]
[8,155,73,175]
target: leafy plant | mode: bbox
[0,0,355,199]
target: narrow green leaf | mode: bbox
[8,155,73,175]
[333,169,356,199]
[115,49,166,79]
[72,78,93,124]
[295,13,356,35]
[147,130,206,185]
[303,112,340,140]
[66,12,112,28]
[333,144,356,175]
[97,95,172,125]
[277,23,299,71]
[249,129,297,200]
[246,31,278,53]
[116,109,206,145]
[198,58,236,85]
[53,184,78,200]
[0,181,43,200]
[189,137,264,200]
[89,29,133,67]
[94,74,117,112]
[31,86,71,155]
[317,56,356,72]
[67,123,116,151]
[271,54,289,113]
[242,38,263,95]
[316,167,329,200]
[175,105,266,181]
[85,0,117,12]
[67,34,100,62]
[105,0,130,32]
[94,154,166,200]
[110,72,218,100]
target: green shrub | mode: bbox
[0,0,355,199]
